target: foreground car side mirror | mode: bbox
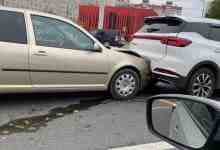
[146,94,220,150]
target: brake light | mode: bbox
[133,35,165,41]
[161,37,192,47]
[133,35,192,47]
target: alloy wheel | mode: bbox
[192,73,213,98]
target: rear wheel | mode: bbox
[110,69,140,100]
[187,68,215,98]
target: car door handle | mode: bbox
[33,51,48,56]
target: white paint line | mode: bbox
[109,142,174,150]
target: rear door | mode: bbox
[208,25,220,81]
[0,10,30,91]
[131,17,184,61]
[208,25,220,52]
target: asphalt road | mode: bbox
[0,83,218,150]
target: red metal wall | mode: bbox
[78,5,158,41]
[78,5,99,31]
[103,6,158,40]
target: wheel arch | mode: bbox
[187,61,220,88]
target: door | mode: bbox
[208,25,220,88]
[0,10,30,91]
[30,15,109,90]
[131,17,184,62]
[209,25,220,54]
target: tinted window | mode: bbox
[209,26,220,42]
[31,15,94,50]
[0,10,27,44]
[139,18,183,33]
[183,23,209,38]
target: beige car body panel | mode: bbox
[0,7,150,93]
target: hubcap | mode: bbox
[115,73,136,97]
[192,73,213,97]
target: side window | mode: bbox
[209,26,220,42]
[31,15,95,50]
[138,18,183,33]
[0,10,27,44]
[183,23,209,38]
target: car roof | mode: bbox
[0,6,69,21]
[0,6,26,13]
[144,15,220,25]
[0,6,106,48]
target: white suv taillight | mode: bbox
[133,35,192,47]
[161,37,192,47]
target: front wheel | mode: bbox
[187,68,215,98]
[110,69,140,100]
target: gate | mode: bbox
[103,6,158,41]
[78,5,158,41]
[78,5,99,31]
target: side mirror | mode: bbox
[93,43,102,52]
[103,42,111,49]
[146,94,220,150]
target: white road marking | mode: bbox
[109,142,174,150]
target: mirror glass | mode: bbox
[151,98,216,149]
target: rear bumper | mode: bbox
[153,73,188,89]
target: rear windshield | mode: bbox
[138,18,184,34]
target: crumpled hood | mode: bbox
[111,47,142,58]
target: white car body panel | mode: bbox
[129,16,220,91]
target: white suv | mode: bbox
[128,16,220,97]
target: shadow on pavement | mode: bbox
[0,92,107,136]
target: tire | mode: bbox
[110,69,140,100]
[187,68,215,98]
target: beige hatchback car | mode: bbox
[0,7,151,100]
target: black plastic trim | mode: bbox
[2,68,108,75]
[152,73,188,89]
